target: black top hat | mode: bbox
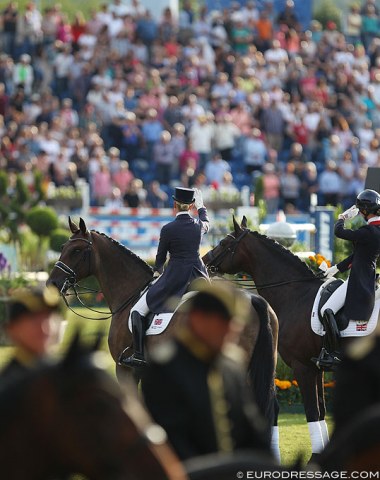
[172,187,195,204]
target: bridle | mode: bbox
[54,236,93,295]
[206,229,249,274]
[53,233,150,320]
[206,228,324,289]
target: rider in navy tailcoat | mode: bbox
[120,187,210,368]
[146,198,209,314]
[313,189,380,370]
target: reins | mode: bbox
[206,228,325,289]
[223,274,323,290]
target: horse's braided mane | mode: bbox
[92,230,153,276]
[249,229,317,278]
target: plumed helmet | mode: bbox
[356,189,380,214]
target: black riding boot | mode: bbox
[119,311,148,368]
[311,309,341,371]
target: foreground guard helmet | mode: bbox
[356,189,380,215]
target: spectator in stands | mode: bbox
[345,4,362,46]
[123,178,147,207]
[146,180,168,208]
[204,152,231,187]
[262,162,281,214]
[112,160,134,196]
[242,127,267,174]
[280,161,301,210]
[141,108,163,162]
[13,54,33,96]
[213,113,240,163]
[92,162,112,206]
[319,160,341,206]
[256,10,273,52]
[121,111,142,165]
[298,161,319,212]
[260,99,286,152]
[2,2,18,58]
[361,3,379,52]
[276,0,300,31]
[162,95,183,131]
[153,130,175,186]
[171,122,186,179]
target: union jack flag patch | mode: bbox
[356,321,367,332]
[154,318,163,326]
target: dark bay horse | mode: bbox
[203,216,334,457]
[0,335,186,480]
[47,218,278,428]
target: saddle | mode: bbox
[128,290,196,336]
[312,278,380,338]
[317,278,347,331]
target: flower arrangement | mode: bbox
[275,377,335,406]
[304,253,331,274]
[46,186,82,211]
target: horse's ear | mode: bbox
[69,216,79,233]
[232,215,241,234]
[63,330,83,366]
[90,331,103,353]
[79,218,88,235]
[241,215,248,229]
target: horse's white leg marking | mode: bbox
[308,421,324,453]
[319,419,329,445]
[271,425,281,463]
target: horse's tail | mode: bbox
[248,294,276,427]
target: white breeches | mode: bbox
[130,292,149,318]
[320,280,348,316]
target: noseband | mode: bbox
[206,229,249,274]
[54,236,93,294]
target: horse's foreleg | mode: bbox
[317,370,329,446]
[271,396,281,463]
[293,362,325,455]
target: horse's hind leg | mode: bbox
[317,370,329,446]
[293,361,325,457]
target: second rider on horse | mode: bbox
[119,187,210,368]
[313,189,380,370]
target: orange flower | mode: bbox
[292,380,298,387]
[275,379,292,390]
[324,381,336,388]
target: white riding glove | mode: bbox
[324,265,339,278]
[153,271,160,279]
[338,205,359,221]
[194,188,204,210]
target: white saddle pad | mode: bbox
[128,291,196,336]
[311,278,380,337]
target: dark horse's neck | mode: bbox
[243,231,321,312]
[91,231,153,312]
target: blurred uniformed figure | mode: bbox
[332,330,380,434]
[1,285,61,377]
[141,280,272,461]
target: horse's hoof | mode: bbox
[308,453,321,466]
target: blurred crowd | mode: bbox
[1,0,380,212]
